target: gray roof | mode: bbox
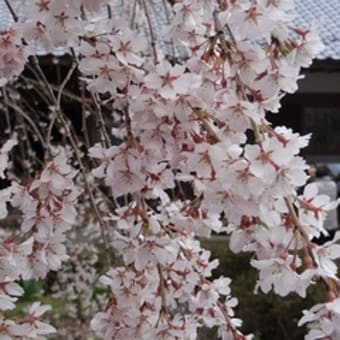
[1,0,340,60]
[295,0,340,60]
[0,0,14,31]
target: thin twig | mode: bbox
[162,0,176,58]
[4,0,18,22]
[1,87,12,134]
[57,112,112,268]
[285,195,336,293]
[91,93,111,147]
[20,67,54,106]
[30,56,58,103]
[129,0,138,29]
[107,4,112,19]
[20,75,92,105]
[80,82,91,149]
[124,109,137,147]
[141,0,159,64]
[193,108,220,143]
[6,102,47,151]
[46,62,78,150]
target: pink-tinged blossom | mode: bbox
[0,30,29,86]
[7,152,78,279]
[18,0,82,48]
[291,27,324,67]
[244,143,278,183]
[228,3,276,41]
[254,60,301,95]
[10,303,56,338]
[299,298,340,340]
[311,232,340,278]
[0,187,12,220]
[251,256,313,297]
[0,0,332,338]
[296,183,340,238]
[111,31,146,67]
[144,61,201,99]
[0,281,24,311]
[0,137,17,179]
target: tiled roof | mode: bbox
[294,0,340,60]
[0,0,13,31]
[1,0,340,60]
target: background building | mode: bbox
[269,0,340,166]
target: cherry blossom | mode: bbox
[0,0,336,339]
[299,298,340,340]
[0,29,29,86]
[0,137,17,179]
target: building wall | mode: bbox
[270,66,340,162]
[297,72,340,94]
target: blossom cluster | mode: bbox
[0,0,338,339]
[299,297,340,340]
[0,28,29,86]
[0,147,78,338]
